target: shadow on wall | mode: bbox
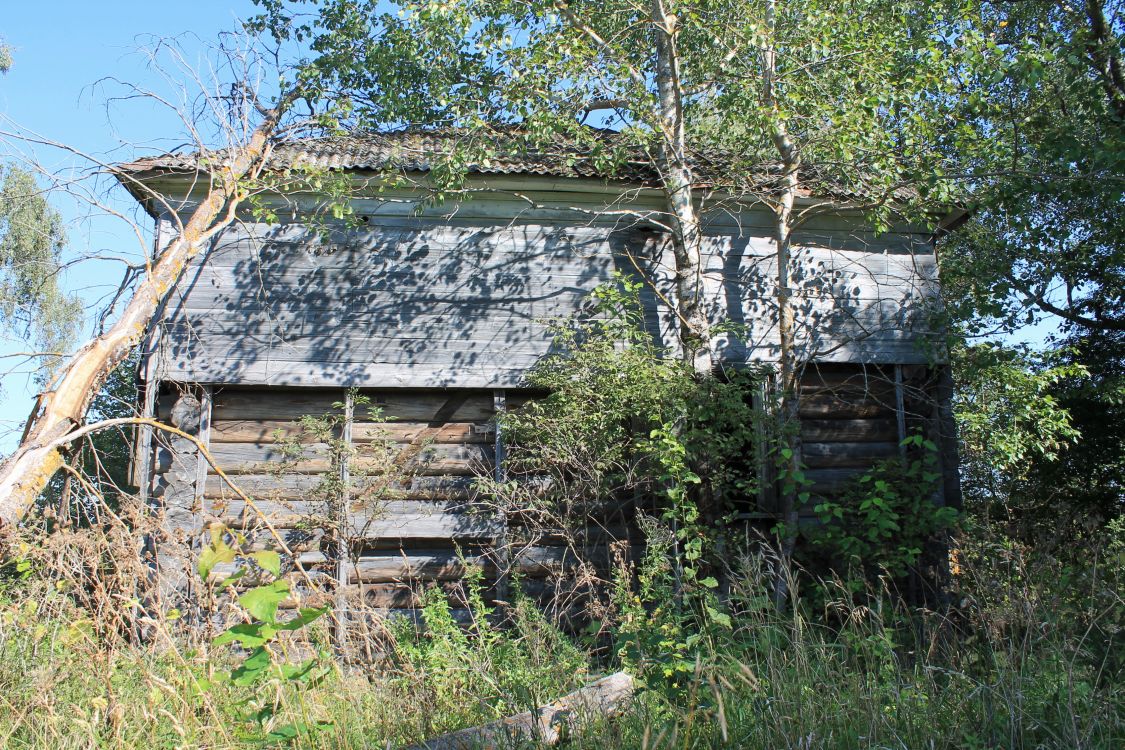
[146,214,945,387]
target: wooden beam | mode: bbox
[336,388,353,648]
[493,389,510,605]
[894,364,907,458]
[400,672,634,750]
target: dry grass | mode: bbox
[0,510,1121,750]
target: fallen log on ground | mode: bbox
[401,671,635,750]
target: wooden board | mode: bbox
[206,441,492,475]
[804,467,868,494]
[149,217,943,387]
[210,419,491,444]
[209,388,495,422]
[798,393,896,419]
[343,544,613,584]
[802,441,899,468]
[800,418,898,443]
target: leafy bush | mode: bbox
[387,564,588,738]
[488,274,765,594]
[809,433,958,579]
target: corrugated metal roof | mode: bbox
[116,129,923,203]
[118,130,660,181]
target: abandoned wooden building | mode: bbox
[117,132,964,624]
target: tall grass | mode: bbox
[0,523,1121,749]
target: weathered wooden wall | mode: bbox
[142,182,942,388]
[796,362,952,507]
[147,385,631,624]
[145,362,954,625]
[136,175,957,624]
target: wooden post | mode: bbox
[493,389,510,606]
[156,386,206,613]
[894,365,907,457]
[193,386,213,521]
[753,374,777,514]
[335,389,354,650]
[136,370,159,507]
[934,366,963,512]
[190,386,213,615]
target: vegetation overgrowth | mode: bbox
[0,521,1121,749]
[1,281,1122,749]
[0,1,1121,747]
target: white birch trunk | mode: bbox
[651,0,713,374]
[0,109,283,527]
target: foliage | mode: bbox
[1015,327,1125,545]
[251,0,964,204]
[0,163,82,384]
[955,329,1125,551]
[39,350,140,521]
[611,515,729,700]
[809,433,958,579]
[939,0,1125,334]
[1,501,1122,748]
[388,564,588,737]
[489,275,764,588]
[954,343,1083,493]
[951,337,1124,552]
[198,525,334,745]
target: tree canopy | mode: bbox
[0,164,81,384]
[940,0,1125,334]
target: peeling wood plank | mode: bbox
[210,389,494,422]
[210,419,492,444]
[802,441,899,468]
[206,441,493,475]
[800,418,898,443]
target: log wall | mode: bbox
[797,362,950,509]
[147,363,955,626]
[149,385,631,626]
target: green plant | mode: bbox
[808,433,958,579]
[612,515,729,702]
[488,275,764,610]
[388,563,588,739]
[198,526,333,745]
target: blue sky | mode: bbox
[1,1,261,449]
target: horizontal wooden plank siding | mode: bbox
[146,200,943,385]
[793,363,946,513]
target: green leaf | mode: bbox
[198,540,236,581]
[265,724,299,743]
[218,569,246,589]
[231,646,272,686]
[249,550,282,578]
[276,606,330,632]
[706,606,732,628]
[239,580,290,624]
[214,622,277,649]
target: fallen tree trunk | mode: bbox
[0,108,282,527]
[401,671,635,750]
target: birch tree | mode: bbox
[252,0,966,581]
[254,0,962,365]
[0,36,308,526]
